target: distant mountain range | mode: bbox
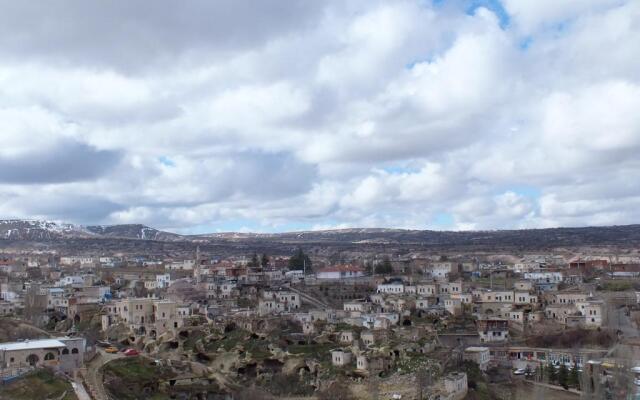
[0,220,182,241]
[1,219,640,249]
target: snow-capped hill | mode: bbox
[84,224,182,241]
[0,220,182,241]
[0,220,92,240]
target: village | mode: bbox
[0,249,639,399]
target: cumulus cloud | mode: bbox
[0,139,122,184]
[0,0,638,232]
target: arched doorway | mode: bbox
[26,354,39,366]
[44,352,56,361]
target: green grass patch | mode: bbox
[244,338,272,360]
[0,369,77,400]
[182,330,205,352]
[392,353,434,375]
[287,342,334,362]
[597,281,635,291]
[102,357,176,400]
[204,328,248,353]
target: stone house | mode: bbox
[331,349,352,367]
[0,337,85,375]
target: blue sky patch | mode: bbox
[519,36,533,50]
[158,156,175,167]
[383,165,420,175]
[508,185,541,198]
[465,0,510,28]
[433,212,454,227]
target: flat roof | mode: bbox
[0,339,66,351]
[465,346,490,352]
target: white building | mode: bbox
[331,349,352,367]
[425,262,459,281]
[166,260,196,271]
[59,256,95,267]
[56,276,85,287]
[156,274,171,289]
[477,319,509,343]
[523,272,563,283]
[377,283,404,294]
[316,265,365,279]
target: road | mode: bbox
[71,381,91,400]
[83,349,124,400]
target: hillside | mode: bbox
[1,220,640,254]
[0,220,180,241]
[84,224,182,241]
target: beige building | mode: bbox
[464,346,490,370]
[552,292,588,305]
[444,297,462,316]
[102,298,184,337]
[331,349,352,367]
[339,331,357,344]
[443,372,468,400]
[439,281,462,294]
[577,301,603,327]
[0,337,85,375]
[514,291,538,305]
[344,301,372,313]
[257,291,301,316]
[417,283,438,296]
[416,298,430,310]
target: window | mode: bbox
[44,352,55,361]
[62,348,69,355]
[71,348,79,354]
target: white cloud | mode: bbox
[0,0,638,232]
[502,0,624,34]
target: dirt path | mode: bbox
[515,380,580,400]
[82,350,124,400]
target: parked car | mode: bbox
[513,368,526,375]
[96,340,111,348]
[105,347,119,354]
[124,349,139,356]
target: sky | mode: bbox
[0,0,639,234]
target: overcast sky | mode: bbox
[0,0,638,233]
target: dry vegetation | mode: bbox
[525,328,615,348]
